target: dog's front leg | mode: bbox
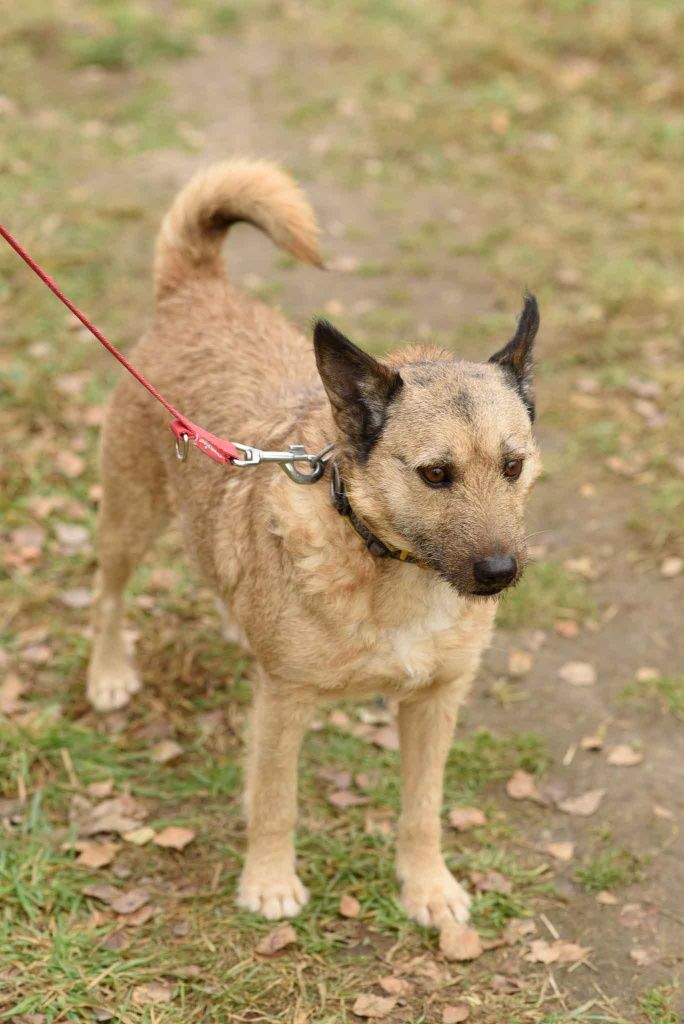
[237,672,314,920]
[396,681,471,927]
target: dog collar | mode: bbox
[329,461,431,569]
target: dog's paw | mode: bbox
[399,864,471,928]
[87,661,141,712]
[237,870,309,920]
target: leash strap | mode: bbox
[0,222,240,464]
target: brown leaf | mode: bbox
[546,841,574,862]
[317,768,352,789]
[123,904,160,927]
[660,556,683,578]
[55,451,85,478]
[507,649,533,676]
[504,918,536,943]
[82,883,119,905]
[370,725,400,751]
[54,522,89,551]
[607,744,643,767]
[439,921,483,962]
[554,619,579,639]
[131,981,175,1005]
[255,923,297,957]
[352,994,397,1019]
[339,893,361,918]
[110,888,150,915]
[329,709,351,730]
[526,939,589,964]
[328,790,369,809]
[558,661,596,686]
[123,826,156,846]
[630,947,658,966]
[596,891,618,905]
[442,1007,469,1024]
[60,588,92,609]
[76,842,118,869]
[557,788,605,817]
[87,779,114,798]
[619,903,658,932]
[0,673,29,715]
[153,826,196,851]
[378,976,413,997]
[71,794,147,836]
[580,732,604,751]
[505,769,543,803]
[150,739,184,764]
[448,806,486,832]
[470,870,512,894]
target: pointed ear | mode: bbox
[488,293,539,421]
[313,320,403,459]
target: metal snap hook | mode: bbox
[174,432,190,462]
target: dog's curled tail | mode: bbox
[154,159,323,299]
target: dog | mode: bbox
[87,159,541,926]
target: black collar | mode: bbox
[329,461,430,569]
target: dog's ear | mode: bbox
[314,320,403,458]
[488,294,539,422]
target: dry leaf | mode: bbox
[505,769,543,803]
[439,921,483,961]
[507,649,533,676]
[0,674,28,715]
[630,947,658,966]
[328,790,369,809]
[339,893,361,918]
[255,923,297,956]
[470,870,512,894]
[76,841,118,869]
[504,917,536,943]
[110,888,150,915]
[370,725,399,751]
[607,744,643,767]
[558,661,596,686]
[448,806,486,832]
[317,768,352,789]
[83,883,119,904]
[131,981,175,1005]
[546,841,575,862]
[352,994,397,1019]
[619,903,658,932]
[580,733,604,751]
[124,904,160,927]
[123,826,155,846]
[55,451,85,478]
[653,805,674,820]
[60,588,92,609]
[442,1007,469,1024]
[71,794,147,836]
[378,976,413,997]
[557,788,605,817]
[329,709,351,729]
[153,826,196,851]
[150,740,183,764]
[526,939,589,964]
[554,620,579,639]
[596,891,618,905]
[660,556,683,578]
[87,779,114,799]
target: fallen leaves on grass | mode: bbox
[123,826,156,846]
[255,924,297,957]
[558,661,596,686]
[607,744,643,766]
[546,841,575,862]
[109,888,150,915]
[557,788,605,817]
[596,891,618,905]
[150,739,183,764]
[328,790,369,809]
[378,976,413,997]
[70,793,147,836]
[370,725,399,751]
[352,994,397,1019]
[442,1006,469,1023]
[448,806,485,832]
[439,921,483,961]
[505,769,544,804]
[153,826,196,851]
[470,870,512,894]
[131,981,175,1005]
[339,894,361,918]
[526,939,589,964]
[76,841,119,868]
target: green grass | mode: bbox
[497,559,597,629]
[575,848,643,894]
[638,983,680,1024]
[621,675,684,719]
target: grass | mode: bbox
[575,848,643,894]
[638,984,680,1024]
[1,0,682,1019]
[621,675,684,719]
[497,559,597,629]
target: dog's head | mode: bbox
[314,295,542,597]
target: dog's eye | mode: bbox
[418,465,450,487]
[503,458,524,480]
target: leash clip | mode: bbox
[231,441,334,485]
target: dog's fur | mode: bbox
[87,159,541,926]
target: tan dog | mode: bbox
[87,159,541,926]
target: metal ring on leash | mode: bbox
[175,432,190,462]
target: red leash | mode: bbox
[0,222,240,464]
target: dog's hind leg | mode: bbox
[87,392,170,712]
[396,680,472,927]
[237,671,314,919]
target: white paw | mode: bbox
[87,660,141,712]
[237,870,309,920]
[399,864,471,928]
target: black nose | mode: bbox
[473,555,518,588]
